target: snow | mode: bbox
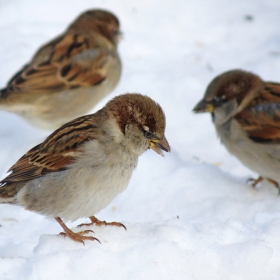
[1,0,280,279]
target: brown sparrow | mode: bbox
[0,93,170,243]
[193,69,280,191]
[0,9,122,130]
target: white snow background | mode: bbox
[0,0,280,279]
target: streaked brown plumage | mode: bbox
[193,69,280,191]
[0,9,122,130]
[0,93,170,243]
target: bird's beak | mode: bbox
[193,99,214,113]
[149,136,171,157]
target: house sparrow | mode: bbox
[193,69,280,191]
[0,93,170,243]
[0,9,122,130]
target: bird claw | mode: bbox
[58,231,100,244]
[247,176,280,194]
[267,178,280,194]
[103,221,127,230]
[77,216,127,230]
[247,176,264,187]
[78,223,91,228]
[56,215,126,244]
[55,217,100,244]
[78,229,95,235]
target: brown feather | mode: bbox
[6,33,108,94]
[1,115,99,185]
[236,83,280,143]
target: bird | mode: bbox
[0,9,122,130]
[0,93,170,244]
[193,69,280,191]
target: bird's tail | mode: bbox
[0,88,10,108]
[0,88,8,99]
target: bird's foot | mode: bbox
[247,176,264,187]
[55,217,100,244]
[247,176,280,194]
[77,216,127,230]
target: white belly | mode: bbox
[16,141,138,221]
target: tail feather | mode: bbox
[0,88,8,99]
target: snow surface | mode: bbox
[1,0,280,279]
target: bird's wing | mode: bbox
[1,115,99,184]
[4,33,113,94]
[236,82,280,143]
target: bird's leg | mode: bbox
[247,176,280,194]
[55,217,100,244]
[77,216,126,230]
[247,176,264,187]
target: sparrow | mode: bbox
[0,9,122,130]
[193,69,280,191]
[0,93,170,244]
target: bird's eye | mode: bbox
[213,96,220,102]
[211,96,226,106]
[143,130,154,139]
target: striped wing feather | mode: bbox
[5,33,107,94]
[236,83,280,143]
[1,115,98,184]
